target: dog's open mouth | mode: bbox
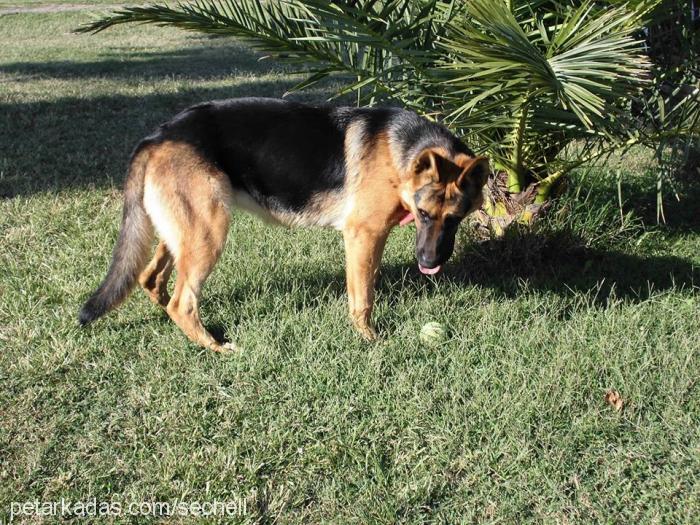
[418,264,442,275]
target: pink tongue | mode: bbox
[419,264,442,275]
[399,212,414,226]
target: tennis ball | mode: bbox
[420,321,448,347]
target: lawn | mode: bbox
[1,5,699,524]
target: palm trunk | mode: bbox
[471,170,563,238]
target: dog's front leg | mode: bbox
[343,226,390,340]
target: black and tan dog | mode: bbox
[79,97,488,351]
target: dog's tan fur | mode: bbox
[124,134,486,351]
[137,142,236,351]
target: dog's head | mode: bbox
[401,149,489,275]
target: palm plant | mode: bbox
[78,0,696,235]
[641,0,700,221]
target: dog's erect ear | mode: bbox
[456,156,489,193]
[414,149,462,182]
[413,149,439,179]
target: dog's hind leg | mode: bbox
[143,141,236,352]
[166,213,232,352]
[138,241,174,308]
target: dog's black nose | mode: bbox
[418,252,439,269]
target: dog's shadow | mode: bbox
[205,232,698,326]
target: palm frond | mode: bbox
[78,0,684,202]
[77,0,451,101]
[433,0,652,179]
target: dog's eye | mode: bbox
[418,209,431,222]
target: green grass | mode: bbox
[1,7,699,524]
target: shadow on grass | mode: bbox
[577,172,700,235]
[628,182,700,235]
[0,80,304,198]
[205,233,698,327]
[0,41,313,198]
[0,42,276,81]
[441,234,698,304]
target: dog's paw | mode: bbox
[212,341,240,353]
[357,325,378,341]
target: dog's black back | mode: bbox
[142,98,469,213]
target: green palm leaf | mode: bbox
[78,0,688,222]
[77,1,450,101]
[434,0,652,184]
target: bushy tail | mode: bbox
[79,144,154,325]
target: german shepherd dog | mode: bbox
[79,97,488,351]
